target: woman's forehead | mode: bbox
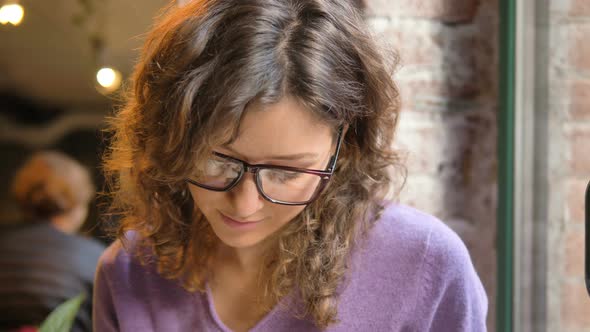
[219,97,335,162]
[243,96,323,125]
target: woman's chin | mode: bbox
[209,222,267,250]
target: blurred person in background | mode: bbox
[0,151,105,332]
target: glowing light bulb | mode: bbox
[0,3,24,26]
[96,67,122,93]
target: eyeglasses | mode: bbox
[186,127,343,205]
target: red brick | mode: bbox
[561,281,590,329]
[567,179,588,224]
[446,34,484,97]
[396,125,441,174]
[400,78,480,103]
[383,27,442,67]
[570,81,590,121]
[570,26,590,72]
[362,0,480,24]
[570,129,590,175]
[570,0,590,17]
[393,34,484,101]
[564,229,585,277]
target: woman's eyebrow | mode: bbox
[221,146,319,161]
[265,152,320,161]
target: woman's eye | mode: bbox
[205,160,224,174]
[267,170,301,183]
[206,159,239,176]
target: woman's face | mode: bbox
[188,96,335,250]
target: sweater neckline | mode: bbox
[204,283,287,332]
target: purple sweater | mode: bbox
[93,204,488,331]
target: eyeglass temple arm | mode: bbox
[327,127,344,173]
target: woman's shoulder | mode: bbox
[339,203,487,330]
[95,231,187,297]
[97,231,153,276]
[357,203,478,281]
[371,203,468,253]
[93,233,206,331]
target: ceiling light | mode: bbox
[0,2,24,26]
[96,67,122,93]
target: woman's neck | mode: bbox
[215,238,274,276]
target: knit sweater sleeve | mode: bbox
[411,220,488,332]
[92,242,121,332]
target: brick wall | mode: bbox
[361,0,498,330]
[550,0,590,331]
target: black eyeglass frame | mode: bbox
[186,127,344,206]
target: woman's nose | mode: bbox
[229,172,265,217]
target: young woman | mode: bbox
[94,0,488,331]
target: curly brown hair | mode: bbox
[103,0,402,329]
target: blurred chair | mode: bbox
[0,151,105,332]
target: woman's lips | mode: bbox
[219,212,262,230]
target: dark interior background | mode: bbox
[0,0,168,243]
